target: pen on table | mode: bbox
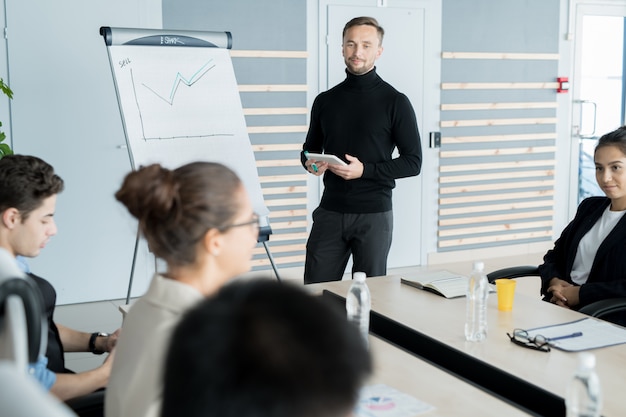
[546,331,583,342]
[304,151,318,172]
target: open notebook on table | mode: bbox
[400,270,495,299]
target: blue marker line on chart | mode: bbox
[142,59,216,105]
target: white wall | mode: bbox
[3,0,162,304]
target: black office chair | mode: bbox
[487,265,626,321]
[0,249,103,417]
[0,248,76,417]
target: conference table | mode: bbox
[310,274,626,417]
[366,335,530,416]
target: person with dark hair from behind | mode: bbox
[539,125,626,325]
[106,162,259,417]
[161,279,372,417]
[0,154,119,401]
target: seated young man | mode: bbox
[161,279,372,417]
[0,154,119,401]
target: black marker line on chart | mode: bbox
[128,62,234,141]
[130,67,148,141]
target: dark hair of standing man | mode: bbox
[161,279,372,417]
[343,16,385,45]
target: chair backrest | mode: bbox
[0,248,46,367]
[578,297,626,322]
[486,266,539,284]
[0,362,76,417]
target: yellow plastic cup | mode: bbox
[494,279,517,311]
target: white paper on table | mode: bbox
[526,317,626,351]
[354,383,434,417]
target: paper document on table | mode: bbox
[354,384,434,417]
[526,318,626,351]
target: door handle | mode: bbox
[573,99,597,138]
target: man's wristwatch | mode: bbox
[89,332,109,355]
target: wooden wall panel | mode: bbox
[438,51,558,251]
[234,50,308,271]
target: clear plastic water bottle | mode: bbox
[566,353,602,417]
[465,261,489,342]
[346,271,371,348]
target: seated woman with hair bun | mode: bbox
[105,161,260,417]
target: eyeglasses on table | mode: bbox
[507,329,551,352]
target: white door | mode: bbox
[570,1,626,213]
[319,0,441,269]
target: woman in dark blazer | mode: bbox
[538,126,626,323]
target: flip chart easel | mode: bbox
[99,27,281,302]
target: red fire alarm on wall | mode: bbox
[557,77,570,93]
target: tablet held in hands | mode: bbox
[305,152,348,166]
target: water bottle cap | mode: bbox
[473,261,484,272]
[353,272,367,282]
[579,352,596,369]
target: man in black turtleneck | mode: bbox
[301,16,422,284]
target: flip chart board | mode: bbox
[100,27,270,222]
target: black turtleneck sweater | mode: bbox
[301,67,422,213]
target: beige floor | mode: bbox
[59,251,546,373]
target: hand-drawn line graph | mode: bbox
[142,59,215,105]
[128,57,236,141]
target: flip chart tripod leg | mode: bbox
[126,229,140,305]
[263,241,281,282]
